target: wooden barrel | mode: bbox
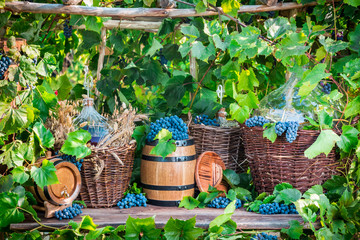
[141,138,196,206]
[29,156,81,206]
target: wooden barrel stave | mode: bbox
[141,138,196,206]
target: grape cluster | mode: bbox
[193,115,220,127]
[117,193,147,209]
[63,19,73,39]
[252,232,278,240]
[258,202,298,215]
[245,116,270,128]
[160,55,168,65]
[274,121,299,143]
[207,197,242,209]
[147,116,188,142]
[59,154,83,172]
[319,81,331,94]
[0,55,11,80]
[54,203,83,220]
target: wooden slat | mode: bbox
[4,1,332,18]
[10,205,315,231]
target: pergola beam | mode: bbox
[3,1,325,18]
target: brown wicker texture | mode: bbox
[80,144,136,208]
[241,125,340,193]
[189,124,247,173]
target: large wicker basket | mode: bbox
[241,125,340,193]
[189,124,247,173]
[80,143,136,208]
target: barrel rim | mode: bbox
[142,183,195,191]
[146,137,194,147]
[141,154,196,162]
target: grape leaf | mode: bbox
[344,0,360,7]
[181,25,200,39]
[263,123,277,143]
[318,35,349,54]
[150,129,176,159]
[281,220,303,239]
[237,68,259,91]
[274,188,302,205]
[234,187,252,201]
[221,0,240,17]
[304,130,341,159]
[79,216,98,231]
[348,24,360,52]
[164,217,204,240]
[223,169,240,188]
[318,110,333,130]
[337,125,359,153]
[60,129,92,159]
[32,122,55,149]
[143,0,154,7]
[146,38,163,57]
[125,216,161,240]
[229,104,249,124]
[11,166,29,184]
[0,192,25,227]
[30,159,59,189]
[179,196,200,210]
[164,76,186,107]
[344,96,360,118]
[275,32,310,60]
[85,16,103,33]
[264,17,294,40]
[274,183,293,194]
[0,103,33,135]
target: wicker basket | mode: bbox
[241,125,340,193]
[80,143,136,208]
[189,124,247,173]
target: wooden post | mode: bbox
[96,27,107,96]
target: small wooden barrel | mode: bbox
[141,138,196,206]
[29,157,81,206]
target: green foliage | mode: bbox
[125,216,161,240]
[60,129,92,159]
[164,217,204,240]
[304,130,341,159]
[30,159,59,189]
[149,129,177,159]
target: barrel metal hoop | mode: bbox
[147,199,181,206]
[146,138,194,147]
[142,183,195,191]
[142,155,196,162]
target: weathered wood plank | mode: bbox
[10,205,313,231]
[4,1,331,18]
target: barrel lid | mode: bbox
[146,137,194,147]
[195,151,228,193]
[45,159,81,205]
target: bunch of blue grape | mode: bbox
[207,197,242,209]
[59,154,83,172]
[258,202,297,215]
[274,121,299,143]
[319,81,331,94]
[147,116,188,141]
[194,115,220,127]
[0,55,11,80]
[245,116,270,128]
[160,55,168,65]
[252,232,278,240]
[117,193,147,209]
[54,203,83,220]
[63,19,73,39]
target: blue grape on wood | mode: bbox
[258,202,298,215]
[245,116,270,128]
[252,232,278,240]
[0,55,11,80]
[117,193,147,209]
[147,115,188,142]
[207,197,242,209]
[54,203,83,220]
[194,115,220,127]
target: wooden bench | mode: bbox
[10,205,311,231]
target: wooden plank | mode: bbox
[4,1,334,18]
[10,205,314,231]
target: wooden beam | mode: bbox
[3,1,330,18]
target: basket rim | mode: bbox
[189,123,240,130]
